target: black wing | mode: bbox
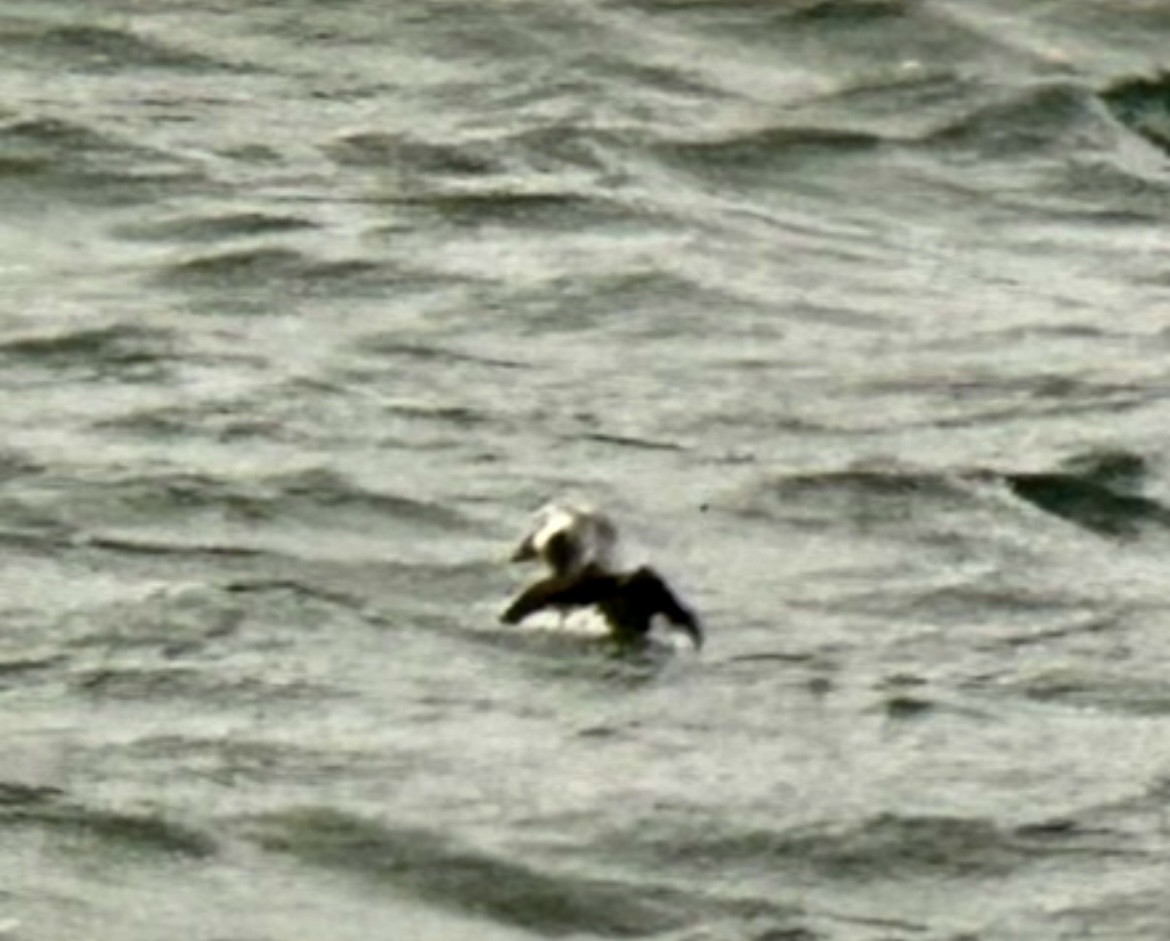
[502,564,703,650]
[628,567,703,649]
[500,569,623,624]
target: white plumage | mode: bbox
[510,502,620,577]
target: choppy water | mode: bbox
[5,1,1170,938]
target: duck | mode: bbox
[501,562,703,650]
[504,502,702,649]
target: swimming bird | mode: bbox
[510,502,620,577]
[504,502,702,649]
[501,562,703,650]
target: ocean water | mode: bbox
[4,1,1170,938]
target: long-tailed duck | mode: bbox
[503,502,703,649]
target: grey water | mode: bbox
[4,1,1170,938]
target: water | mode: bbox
[4,1,1170,938]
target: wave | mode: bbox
[1001,667,1170,717]
[0,466,479,570]
[618,0,912,23]
[80,533,268,559]
[122,734,390,789]
[1051,159,1170,221]
[0,115,208,203]
[785,0,917,23]
[610,812,1075,882]
[358,339,526,371]
[247,806,693,937]
[393,188,649,231]
[724,463,970,528]
[462,620,685,685]
[926,82,1118,158]
[96,390,291,442]
[0,447,43,482]
[579,431,686,452]
[0,651,67,680]
[219,557,501,619]
[57,572,412,662]
[72,662,338,706]
[725,450,1170,540]
[1,20,241,73]
[855,369,1157,434]
[1046,888,1170,940]
[620,0,1036,94]
[377,401,491,430]
[655,124,885,183]
[262,466,473,530]
[327,123,630,179]
[0,115,117,159]
[1003,449,1170,538]
[0,785,215,858]
[48,469,262,526]
[155,246,397,295]
[194,466,468,525]
[325,131,500,174]
[116,210,317,244]
[496,268,753,336]
[330,124,669,233]
[0,323,176,376]
[635,70,1131,189]
[1101,72,1170,157]
[787,67,979,142]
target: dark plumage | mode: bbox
[501,563,703,650]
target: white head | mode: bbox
[511,502,619,576]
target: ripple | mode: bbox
[656,124,885,183]
[71,664,337,706]
[394,188,648,230]
[1003,449,1170,538]
[0,115,208,203]
[1008,668,1170,717]
[725,462,970,528]
[248,807,693,937]
[927,82,1116,157]
[1101,72,1170,157]
[325,131,499,174]
[611,812,1065,882]
[0,789,215,858]
[155,247,389,292]
[0,20,243,74]
[116,211,317,244]
[0,324,176,375]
